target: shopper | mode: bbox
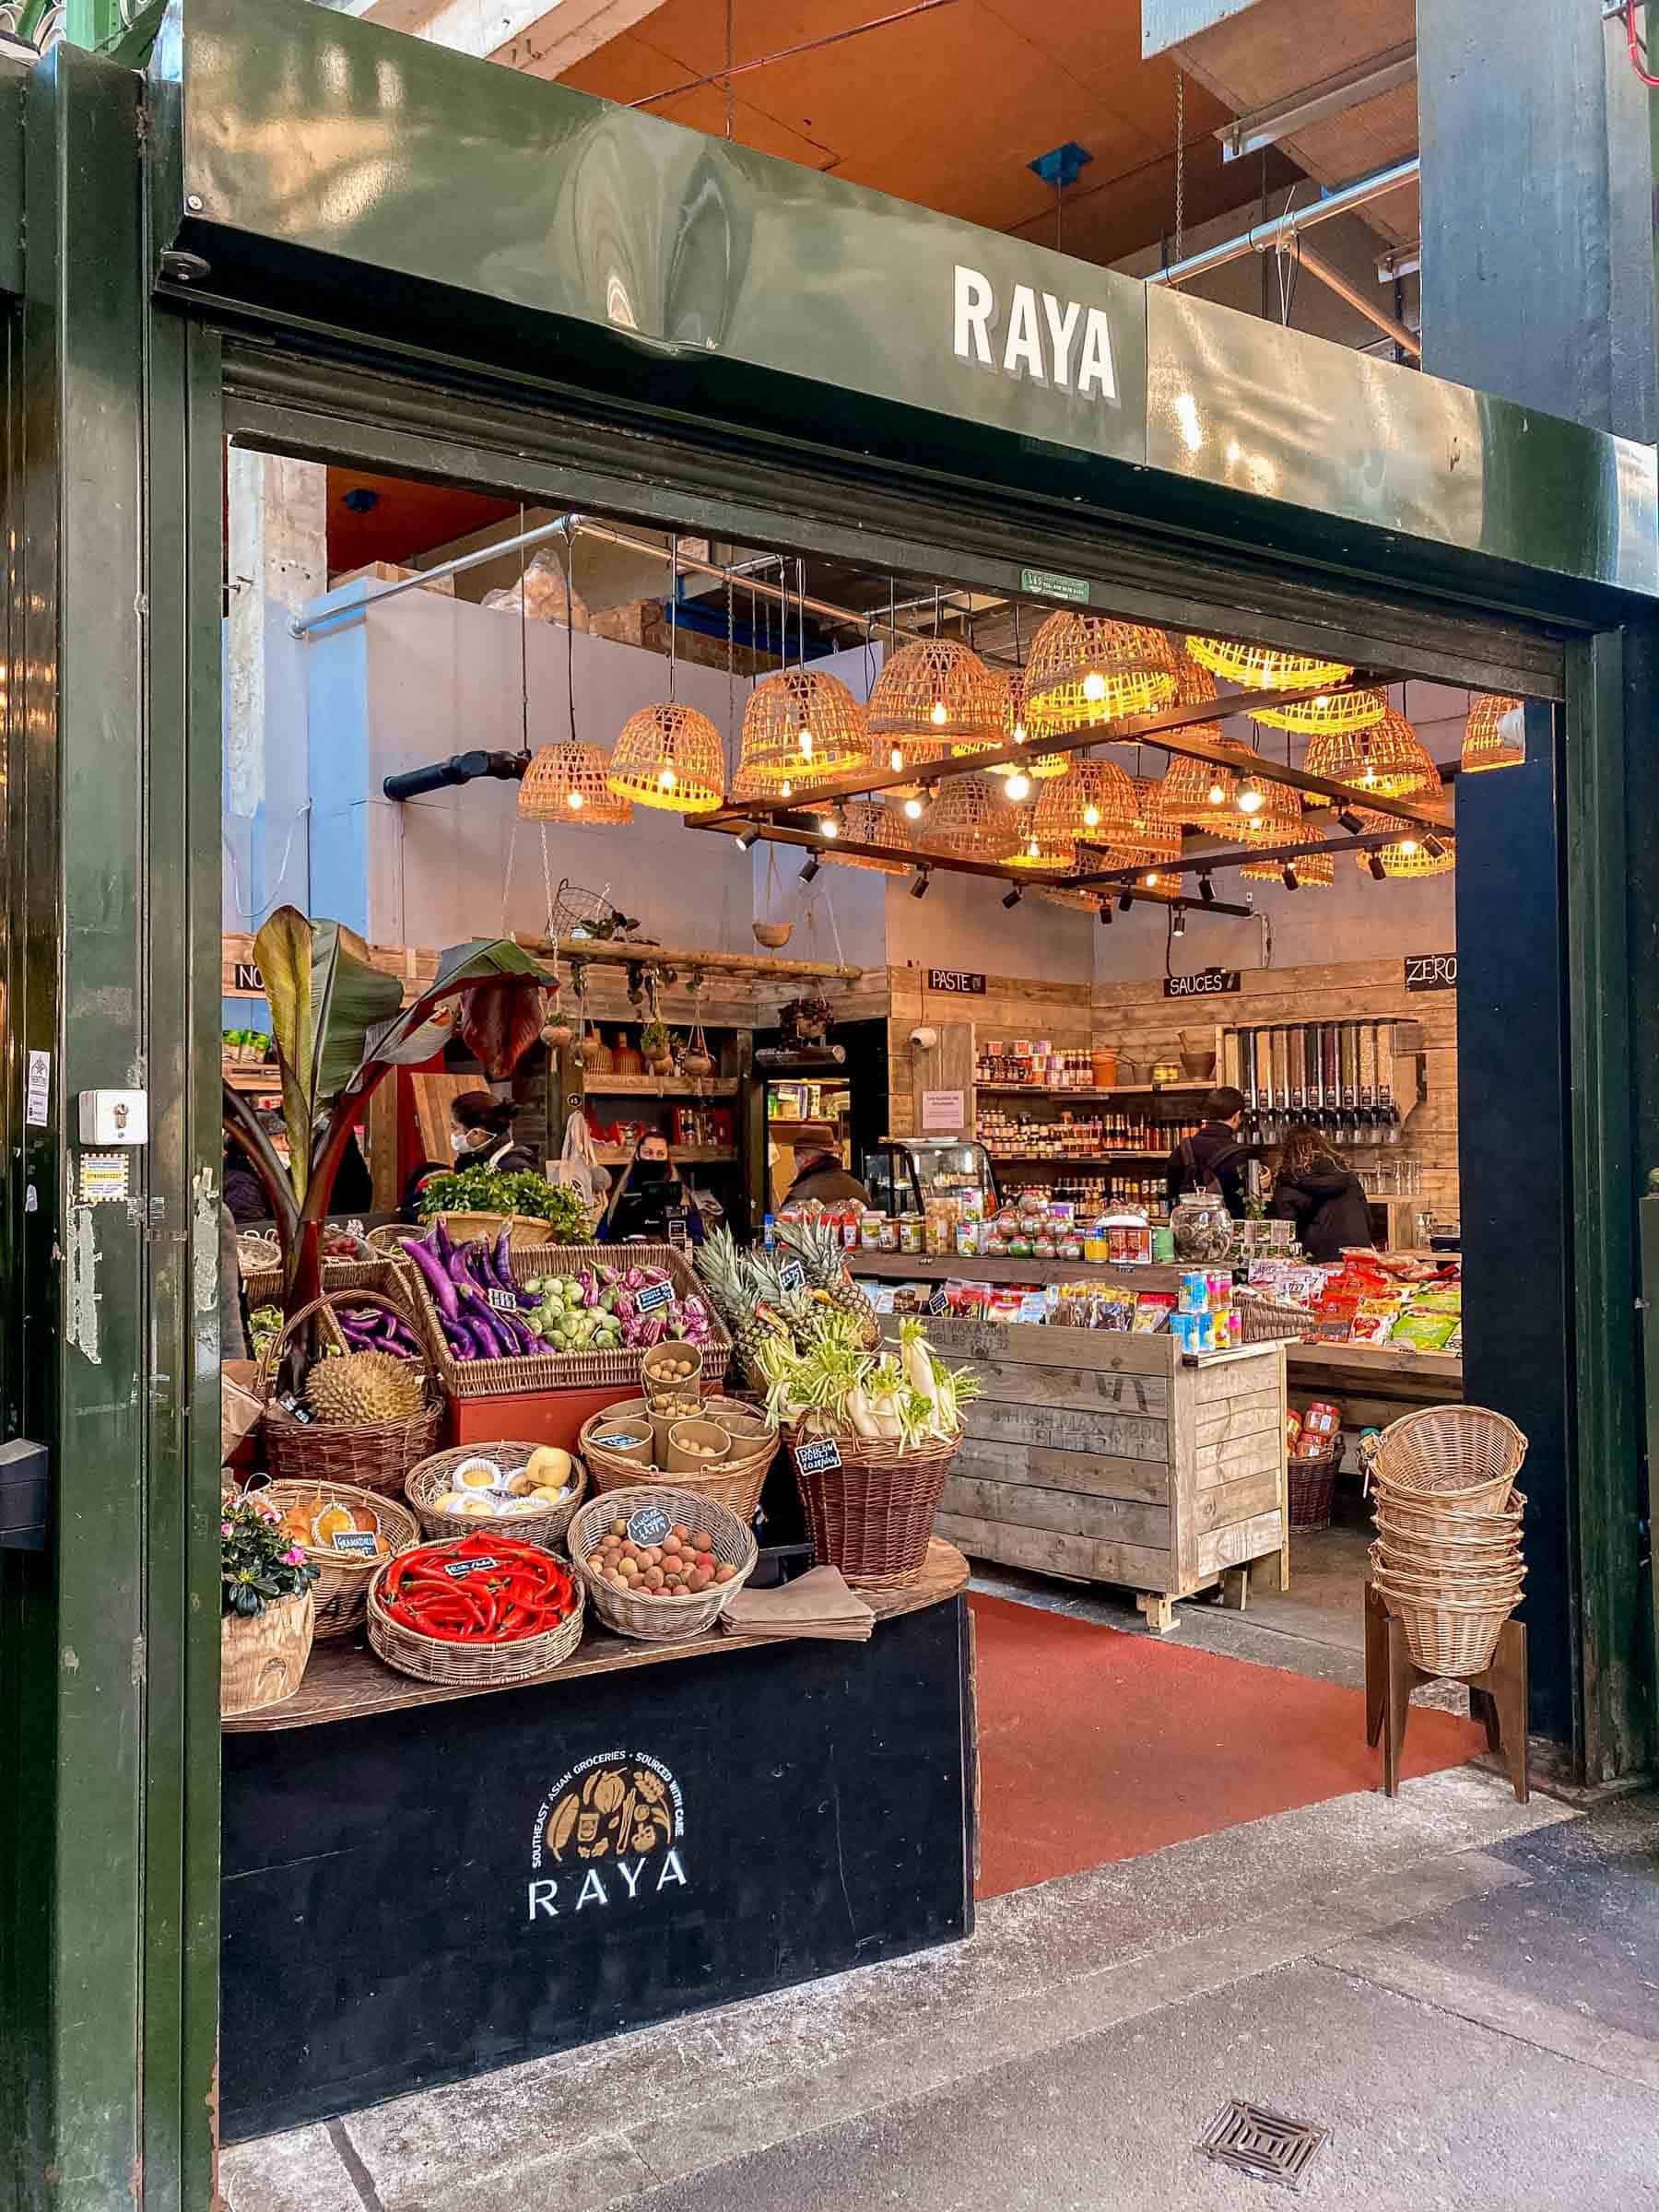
[782,1122,868,1207]
[1165,1086,1252,1217]
[404,1089,536,1217]
[1267,1122,1376,1261]
[601,1132,706,1246]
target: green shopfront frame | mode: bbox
[1,0,1655,2201]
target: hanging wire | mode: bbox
[516,502,530,758]
[667,531,679,701]
[563,524,580,742]
[1173,68,1185,265]
[724,0,735,132]
[725,559,737,781]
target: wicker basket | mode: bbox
[257,1480,420,1641]
[566,1484,758,1641]
[367,1541,586,1686]
[578,1407,775,1523]
[404,1240,732,1400]
[1287,1436,1342,1530]
[405,1443,588,1548]
[1238,1292,1311,1345]
[1371,1574,1522,1676]
[220,1590,314,1715]
[786,1427,960,1591]
[1373,1405,1527,1514]
[1367,1543,1525,1596]
[424,1210,561,1253]
[1371,1484,1525,1543]
[1372,1508,1524,1561]
[241,1252,423,1325]
[257,1288,443,1498]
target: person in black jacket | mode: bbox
[1166,1087,1252,1218]
[1267,1123,1376,1262]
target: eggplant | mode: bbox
[405,1234,461,1322]
[431,1218,453,1265]
[494,1225,515,1293]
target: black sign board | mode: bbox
[231,959,264,993]
[1404,952,1458,992]
[926,969,986,995]
[1162,969,1241,1000]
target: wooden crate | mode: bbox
[885,1316,1288,1631]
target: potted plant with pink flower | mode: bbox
[220,1492,320,1716]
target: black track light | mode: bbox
[1171,904,1186,937]
[1118,889,1135,912]
[1282,862,1300,890]
[734,823,758,853]
[910,868,931,900]
[1099,902,1113,926]
[1338,808,1364,836]
[1368,851,1387,881]
[799,854,821,885]
[1001,886,1023,911]
[1198,875,1215,906]
[1423,834,1445,859]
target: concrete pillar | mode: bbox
[226,449,327,818]
[1418,0,1656,438]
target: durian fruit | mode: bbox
[304,1350,425,1428]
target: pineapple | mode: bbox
[696,1230,792,1389]
[777,1217,881,1349]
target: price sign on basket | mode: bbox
[794,1438,843,1476]
[779,1259,806,1296]
[331,1531,379,1558]
[487,1288,517,1312]
[636,1280,675,1316]
[627,1503,674,1547]
[443,1554,500,1578]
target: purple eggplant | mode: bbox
[405,1233,462,1322]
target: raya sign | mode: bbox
[528,1751,688,1920]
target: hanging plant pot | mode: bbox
[542,1020,574,1050]
[221,1590,315,1716]
[753,921,793,948]
[681,1049,714,1078]
[754,845,794,948]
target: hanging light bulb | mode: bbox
[798,725,814,758]
[929,699,948,727]
[781,778,794,799]
[819,815,840,839]
[1237,778,1265,815]
[1206,778,1228,806]
[1144,870,1160,888]
[889,745,905,772]
[1082,797,1101,829]
[568,787,584,810]
[1005,771,1031,802]
[1082,671,1108,702]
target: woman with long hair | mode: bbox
[601,1132,705,1246]
[1266,1122,1375,1262]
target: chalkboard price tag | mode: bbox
[1162,969,1241,1000]
[487,1288,517,1312]
[1404,952,1457,991]
[627,1503,674,1547]
[636,1280,675,1315]
[794,1438,843,1476]
[331,1530,379,1557]
[779,1259,806,1295]
[444,1554,500,1578]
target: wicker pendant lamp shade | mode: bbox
[1359,831,1457,878]
[1462,694,1526,772]
[1002,794,1071,869]
[1059,756,1139,841]
[1184,636,1354,691]
[1242,847,1334,888]
[824,799,914,875]
[986,670,1070,780]
[606,702,726,812]
[1155,650,1257,829]
[1024,614,1180,734]
[1233,772,1302,843]
[867,637,1003,748]
[734,666,868,793]
[1097,775,1183,872]
[518,740,635,825]
[1305,706,1435,802]
[917,774,1018,860]
[1250,684,1388,735]
[1038,885,1105,913]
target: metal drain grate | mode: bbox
[1197,2101,1330,2190]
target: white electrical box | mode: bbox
[77,1090,148,1145]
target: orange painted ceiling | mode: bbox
[325,470,520,578]
[555,0,1298,269]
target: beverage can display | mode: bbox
[1179,1270,1209,1314]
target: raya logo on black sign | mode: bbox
[527,1750,687,1921]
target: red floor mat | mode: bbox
[971,1594,1487,1900]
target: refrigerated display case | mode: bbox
[863,1138,1001,1218]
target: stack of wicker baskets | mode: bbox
[1369,1406,1528,1676]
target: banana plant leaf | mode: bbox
[254,908,403,1202]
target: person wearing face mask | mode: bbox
[402,1088,538,1218]
[600,1132,705,1246]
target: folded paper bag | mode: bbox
[720,1565,876,1640]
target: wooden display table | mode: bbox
[882,1317,1288,1631]
[1288,1340,1464,1432]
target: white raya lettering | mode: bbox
[527,1879,559,1921]
[1042,293,1081,389]
[1077,308,1117,400]
[953,266,1118,404]
[953,265,994,365]
[657,1849,688,1892]
[616,1858,645,1898]
[1002,284,1044,380]
[576,1869,608,1911]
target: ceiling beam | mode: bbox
[1218,42,1418,163]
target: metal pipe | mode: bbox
[1294,239,1422,360]
[1147,157,1420,291]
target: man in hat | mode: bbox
[782,1123,868,1208]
